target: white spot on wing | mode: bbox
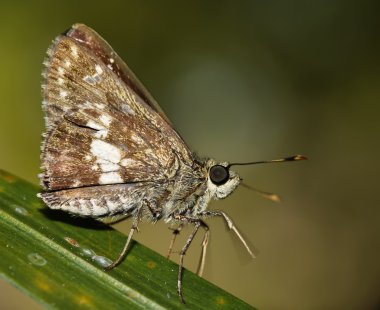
[78,199,91,216]
[99,163,119,172]
[83,75,97,85]
[59,90,68,98]
[120,158,138,167]
[87,120,105,131]
[94,130,108,139]
[131,133,143,144]
[72,180,81,187]
[58,67,64,75]
[94,103,105,110]
[89,199,105,216]
[95,65,103,75]
[91,139,122,164]
[86,120,109,139]
[83,65,104,85]
[82,101,93,108]
[99,115,111,127]
[99,172,123,184]
[106,199,119,211]
[71,45,78,58]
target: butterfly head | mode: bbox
[205,155,308,200]
[206,160,241,200]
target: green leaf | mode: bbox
[0,170,257,309]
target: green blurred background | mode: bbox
[1,1,379,309]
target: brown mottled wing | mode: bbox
[40,24,194,192]
[39,182,167,220]
[66,24,172,125]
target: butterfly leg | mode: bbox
[197,220,209,277]
[167,224,183,259]
[167,221,209,275]
[172,215,209,303]
[200,210,255,258]
[105,208,142,270]
[177,219,202,304]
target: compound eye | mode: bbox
[209,165,229,185]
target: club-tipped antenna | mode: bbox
[228,154,307,168]
[240,183,282,203]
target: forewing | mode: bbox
[41,105,181,190]
[66,24,172,125]
[40,24,193,191]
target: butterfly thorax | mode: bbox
[162,158,241,222]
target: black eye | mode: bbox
[209,165,229,185]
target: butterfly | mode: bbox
[38,23,306,303]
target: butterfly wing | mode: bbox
[43,23,172,128]
[40,24,194,192]
[67,24,172,126]
[39,182,166,221]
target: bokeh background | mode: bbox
[1,1,379,309]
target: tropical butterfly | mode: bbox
[38,24,306,303]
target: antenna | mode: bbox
[240,183,282,203]
[233,155,307,201]
[228,154,307,167]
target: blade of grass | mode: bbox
[0,170,257,309]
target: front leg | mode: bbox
[200,210,255,258]
[167,224,183,259]
[171,214,208,304]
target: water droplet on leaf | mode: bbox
[27,253,47,266]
